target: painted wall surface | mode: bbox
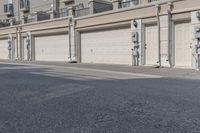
[0,0,200,69]
[0,0,6,20]
[191,11,200,69]
[0,0,19,20]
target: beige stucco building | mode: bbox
[0,0,200,69]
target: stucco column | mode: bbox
[88,0,94,14]
[70,22,75,61]
[11,33,15,61]
[191,11,200,69]
[49,10,55,19]
[19,28,23,60]
[131,19,142,66]
[8,34,12,60]
[68,7,74,16]
[75,30,81,63]
[34,12,38,22]
[160,15,170,67]
[112,0,119,10]
[24,32,32,61]
[20,16,26,24]
[68,17,77,62]
[14,27,23,61]
[51,0,58,10]
[30,33,35,61]
[159,2,173,67]
[9,19,14,26]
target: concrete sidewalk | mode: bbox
[0,60,200,80]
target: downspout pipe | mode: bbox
[156,4,161,67]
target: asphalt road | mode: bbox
[0,63,200,133]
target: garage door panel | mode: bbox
[145,25,158,65]
[0,39,9,59]
[175,23,192,67]
[35,34,69,61]
[81,28,132,65]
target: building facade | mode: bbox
[0,0,200,69]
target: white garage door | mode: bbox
[145,25,158,65]
[35,34,69,61]
[175,22,192,68]
[0,39,9,59]
[81,28,132,65]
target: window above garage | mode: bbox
[3,0,14,16]
[119,0,140,8]
[20,0,30,12]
